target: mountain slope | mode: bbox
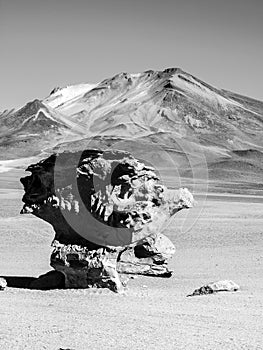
[0,99,82,160]
[1,68,263,193]
[42,68,263,150]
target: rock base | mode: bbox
[50,241,124,293]
[47,233,176,291]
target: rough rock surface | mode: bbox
[187,280,240,297]
[117,233,175,276]
[50,241,123,292]
[20,149,193,291]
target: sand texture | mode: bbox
[0,189,262,349]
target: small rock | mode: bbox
[187,280,240,297]
[0,277,7,291]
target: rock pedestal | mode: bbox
[50,241,123,292]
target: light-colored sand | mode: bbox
[0,191,262,350]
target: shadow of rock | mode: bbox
[2,271,65,290]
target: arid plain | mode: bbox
[0,169,262,350]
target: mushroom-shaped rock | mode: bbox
[20,149,194,291]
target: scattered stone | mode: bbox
[187,280,240,297]
[0,277,7,291]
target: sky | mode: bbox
[0,0,263,110]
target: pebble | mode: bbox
[0,277,7,291]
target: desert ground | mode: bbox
[0,171,262,350]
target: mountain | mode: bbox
[43,68,263,147]
[0,99,84,160]
[1,68,263,193]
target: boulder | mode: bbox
[20,149,194,292]
[117,233,176,276]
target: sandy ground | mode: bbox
[0,189,262,350]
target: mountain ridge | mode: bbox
[1,68,263,193]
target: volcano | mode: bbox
[1,68,263,193]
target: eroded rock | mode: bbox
[50,241,123,292]
[117,233,175,276]
[20,149,193,291]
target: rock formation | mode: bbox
[21,149,194,292]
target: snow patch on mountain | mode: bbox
[32,108,57,122]
[44,83,97,109]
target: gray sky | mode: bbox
[1,0,262,110]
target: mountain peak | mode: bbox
[16,99,46,116]
[50,87,61,95]
[163,67,184,75]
